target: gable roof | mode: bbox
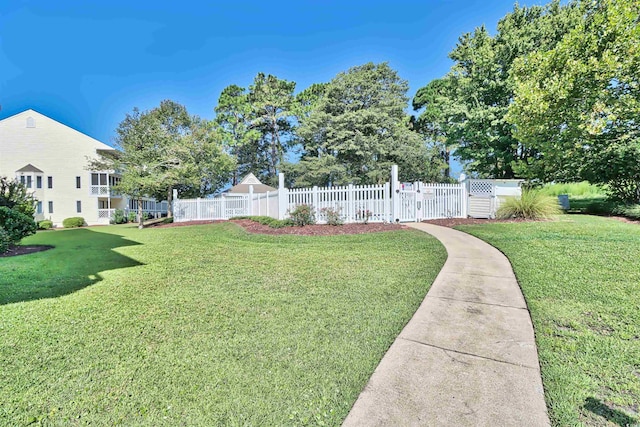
[0,109,116,152]
[228,173,277,194]
[16,163,44,173]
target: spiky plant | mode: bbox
[496,190,563,220]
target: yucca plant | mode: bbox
[496,189,563,220]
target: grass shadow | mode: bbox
[584,397,638,426]
[0,228,143,305]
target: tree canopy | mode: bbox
[413,1,581,179]
[508,0,640,202]
[215,74,297,186]
[290,62,442,186]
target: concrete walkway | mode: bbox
[343,223,549,427]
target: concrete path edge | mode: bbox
[342,223,550,427]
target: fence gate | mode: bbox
[468,180,495,219]
[398,189,417,222]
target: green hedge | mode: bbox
[62,217,85,228]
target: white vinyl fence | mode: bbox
[172,166,522,223]
[288,183,390,223]
[174,196,249,222]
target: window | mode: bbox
[36,201,43,214]
[48,176,53,189]
[76,200,82,213]
[36,176,42,189]
[26,117,35,128]
[76,176,81,189]
[19,175,32,188]
[48,201,54,213]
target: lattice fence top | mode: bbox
[469,180,494,196]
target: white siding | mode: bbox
[0,110,116,226]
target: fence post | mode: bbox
[278,172,288,220]
[459,174,468,218]
[391,165,400,223]
[312,186,319,220]
[415,181,422,222]
[196,198,201,220]
[384,181,390,222]
[248,185,254,216]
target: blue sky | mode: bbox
[1,0,530,146]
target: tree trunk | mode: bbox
[137,197,144,229]
[167,187,173,218]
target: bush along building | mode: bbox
[0,109,167,227]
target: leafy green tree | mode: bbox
[508,0,640,202]
[413,1,581,179]
[292,62,440,186]
[93,101,234,227]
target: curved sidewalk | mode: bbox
[343,223,549,427]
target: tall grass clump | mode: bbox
[496,190,562,220]
[538,181,605,197]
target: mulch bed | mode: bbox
[152,219,405,235]
[0,245,54,258]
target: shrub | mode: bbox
[247,216,294,228]
[62,217,85,228]
[162,217,174,224]
[110,209,127,224]
[496,190,562,220]
[288,204,316,226]
[356,209,372,224]
[38,220,53,230]
[321,207,343,226]
[0,206,37,245]
[0,227,11,254]
[127,211,137,223]
[0,176,36,217]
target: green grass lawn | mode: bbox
[457,216,640,427]
[0,223,446,426]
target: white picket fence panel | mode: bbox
[288,183,391,223]
[420,183,466,220]
[174,196,250,222]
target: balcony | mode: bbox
[90,185,122,198]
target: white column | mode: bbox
[312,186,319,220]
[248,185,254,216]
[278,172,288,220]
[391,165,400,223]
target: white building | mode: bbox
[0,109,167,226]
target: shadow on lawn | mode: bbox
[0,228,143,305]
[584,397,638,426]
